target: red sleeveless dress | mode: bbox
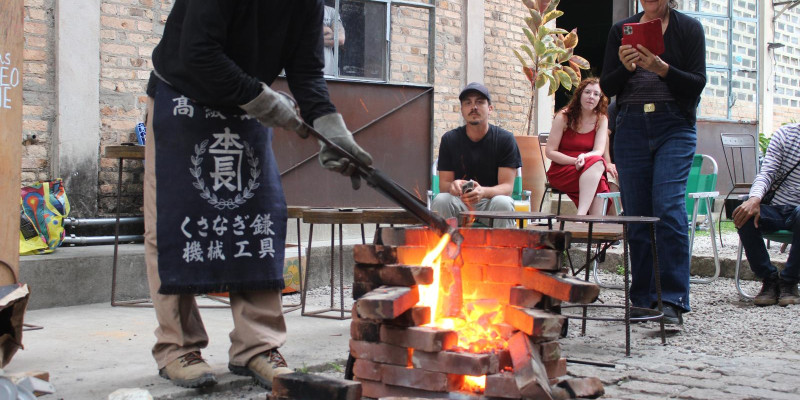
[545,127,609,206]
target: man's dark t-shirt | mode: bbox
[437,124,522,188]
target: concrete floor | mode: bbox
[6,299,351,399]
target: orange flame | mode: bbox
[417,233,510,392]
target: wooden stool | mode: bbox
[301,209,363,320]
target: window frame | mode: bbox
[326,0,436,86]
[636,1,760,122]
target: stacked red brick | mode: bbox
[350,227,604,399]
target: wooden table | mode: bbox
[556,214,666,357]
[459,210,555,229]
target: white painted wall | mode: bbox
[55,0,101,217]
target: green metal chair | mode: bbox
[686,154,720,284]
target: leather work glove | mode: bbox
[313,113,373,190]
[240,83,308,138]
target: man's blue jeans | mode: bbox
[615,104,696,312]
[737,204,800,284]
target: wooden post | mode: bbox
[0,0,24,284]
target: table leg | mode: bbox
[623,223,631,356]
[650,223,666,345]
[301,223,314,315]
[581,222,594,336]
[110,157,124,306]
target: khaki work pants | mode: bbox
[144,98,287,370]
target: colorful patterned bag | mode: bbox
[19,179,70,256]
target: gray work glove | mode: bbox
[314,113,373,190]
[240,83,308,137]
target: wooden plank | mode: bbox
[0,0,24,284]
[103,144,145,160]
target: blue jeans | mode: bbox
[615,103,696,312]
[737,204,800,284]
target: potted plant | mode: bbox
[512,0,590,210]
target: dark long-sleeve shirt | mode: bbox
[600,9,706,125]
[146,0,336,123]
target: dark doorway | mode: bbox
[555,0,614,110]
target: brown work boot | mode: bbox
[778,280,800,307]
[229,349,293,389]
[159,351,217,388]
[753,276,780,306]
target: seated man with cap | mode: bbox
[431,82,522,228]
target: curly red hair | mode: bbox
[559,77,609,131]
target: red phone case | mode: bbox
[621,18,665,55]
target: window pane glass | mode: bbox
[730,70,757,120]
[699,0,728,15]
[674,0,700,13]
[732,0,757,19]
[699,69,728,119]
[390,5,431,84]
[339,0,388,79]
[699,16,729,67]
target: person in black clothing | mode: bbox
[431,82,522,228]
[143,0,372,389]
[600,0,706,325]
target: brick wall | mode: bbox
[20,0,793,215]
[21,0,55,184]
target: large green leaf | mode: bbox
[550,28,568,35]
[558,48,574,64]
[535,73,547,89]
[534,39,546,56]
[544,0,560,14]
[547,73,558,96]
[570,55,590,69]
[513,50,529,69]
[528,8,542,30]
[521,45,536,64]
[524,28,537,45]
[542,10,563,24]
[563,65,579,87]
[555,69,572,91]
[538,25,549,40]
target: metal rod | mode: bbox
[566,358,616,368]
[63,235,143,245]
[64,217,143,226]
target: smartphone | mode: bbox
[461,180,475,194]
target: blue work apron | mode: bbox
[152,80,287,294]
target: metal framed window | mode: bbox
[638,1,759,121]
[325,0,435,85]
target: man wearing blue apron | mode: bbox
[143,1,372,389]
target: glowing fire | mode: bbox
[417,233,510,392]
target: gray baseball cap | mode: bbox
[458,82,491,104]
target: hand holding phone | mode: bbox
[461,180,475,195]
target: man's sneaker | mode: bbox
[661,303,683,325]
[159,351,217,388]
[778,281,800,307]
[754,276,780,306]
[229,349,293,389]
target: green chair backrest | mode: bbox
[686,154,718,217]
[512,167,524,201]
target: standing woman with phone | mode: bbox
[600,0,706,325]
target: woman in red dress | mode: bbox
[546,78,610,215]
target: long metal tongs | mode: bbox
[298,120,463,247]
